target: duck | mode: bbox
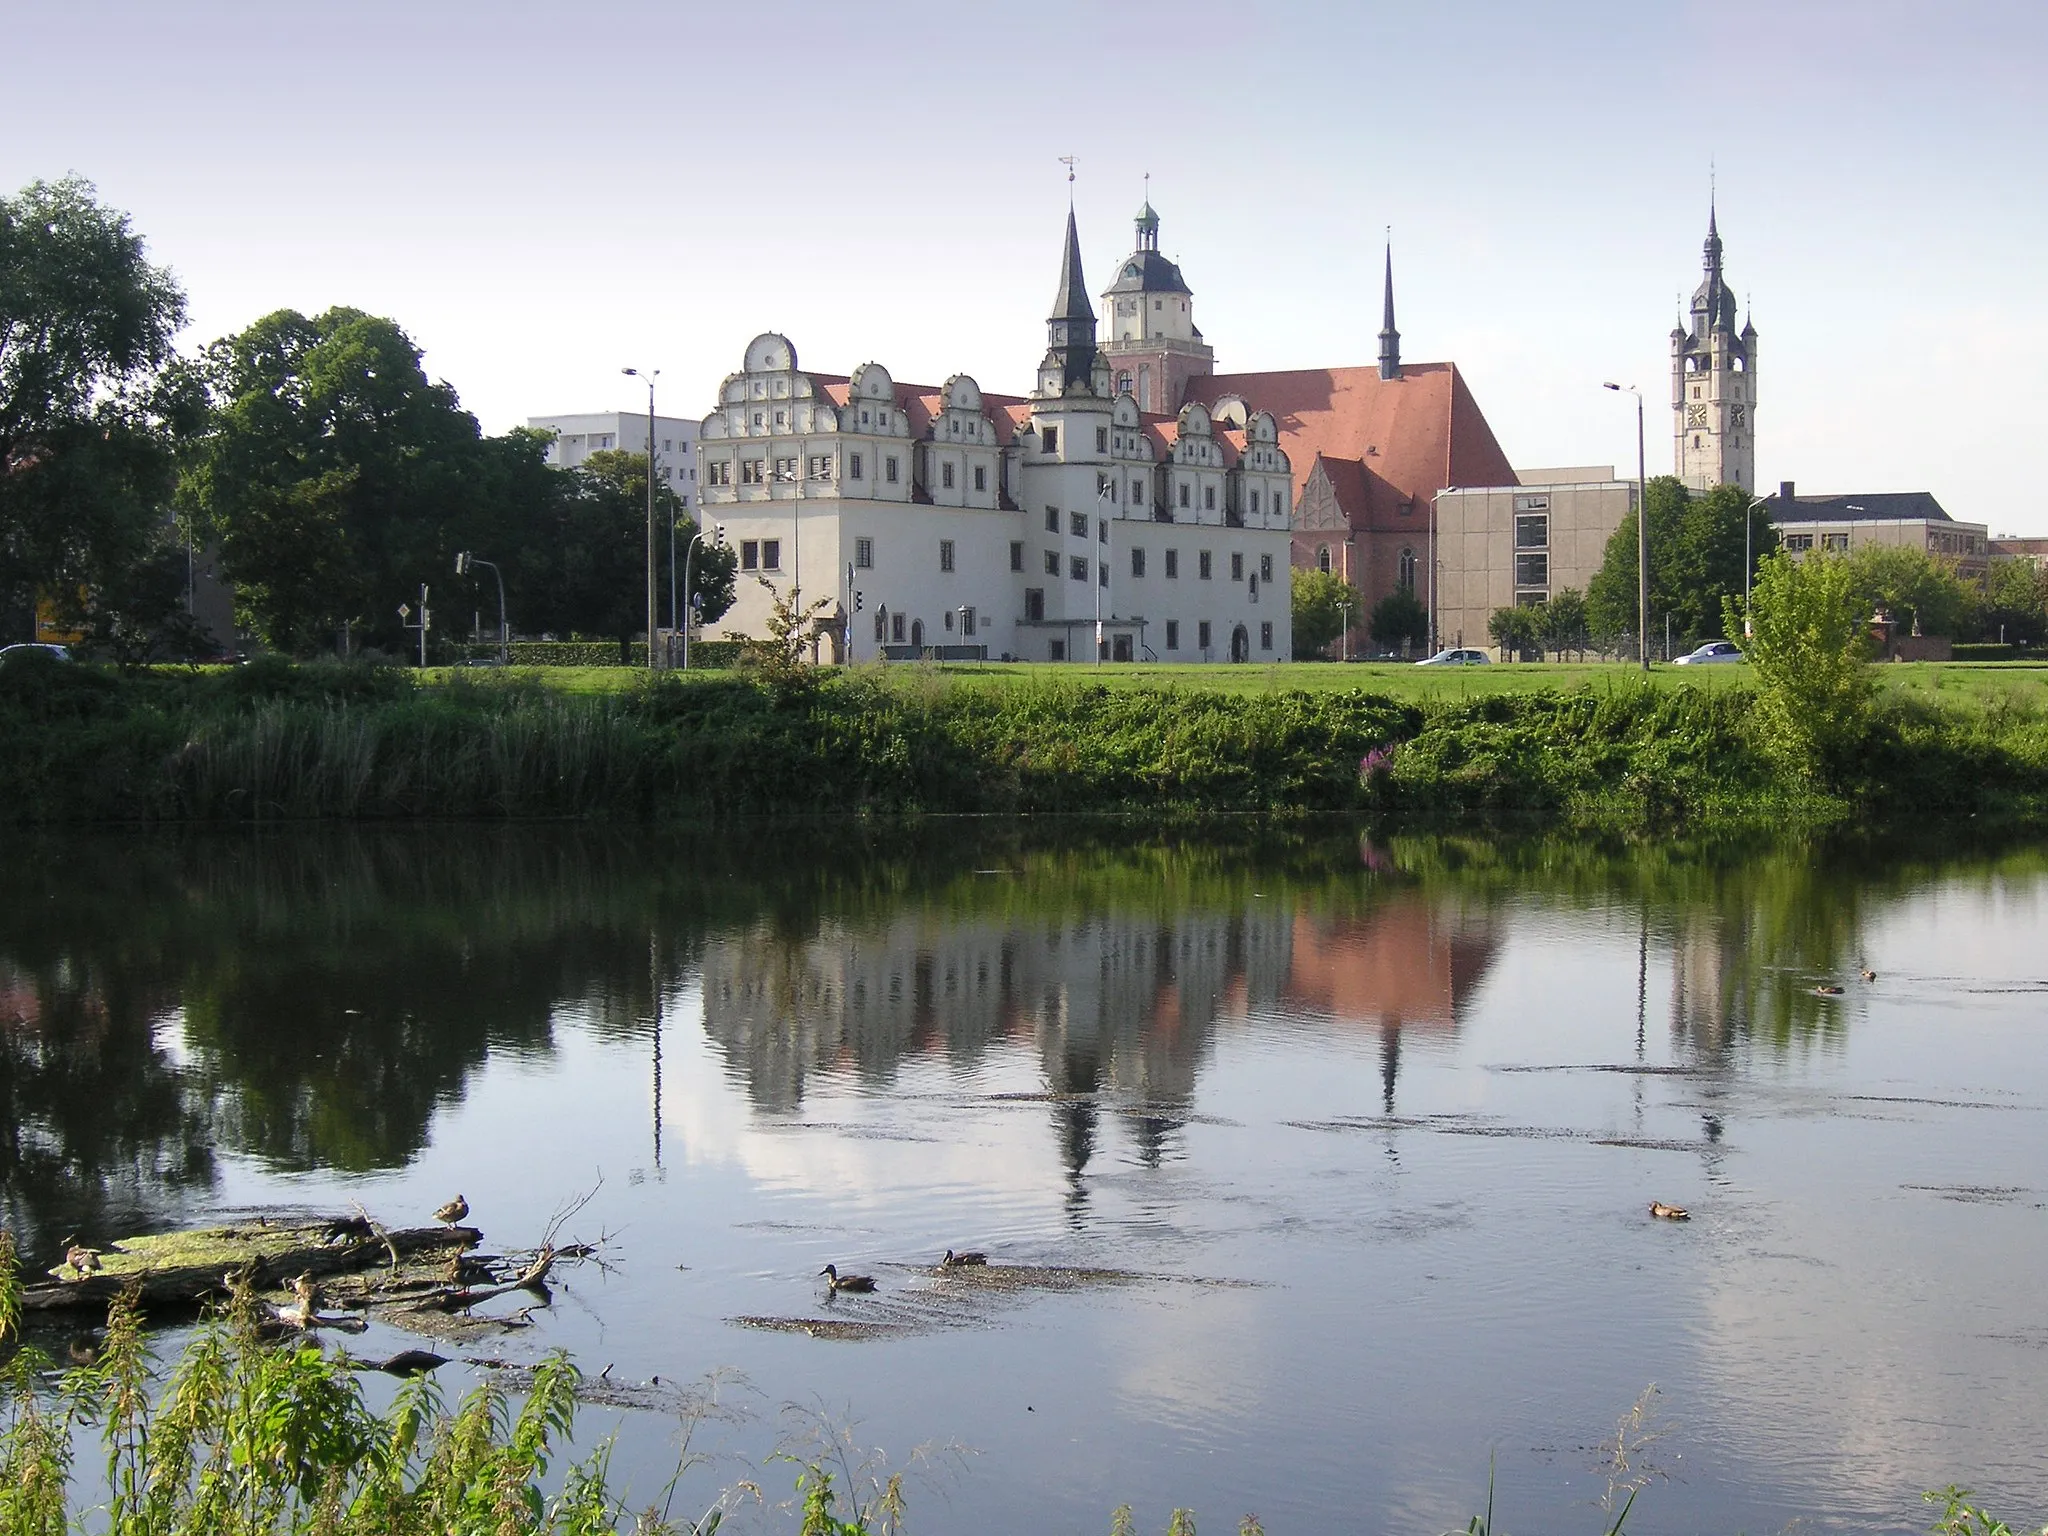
[1860,969,1877,982]
[819,1263,876,1294]
[433,1195,470,1226]
[940,1249,988,1267]
[1814,984,1845,997]
[62,1237,101,1279]
[1648,1201,1690,1221]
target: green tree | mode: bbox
[1974,557,2047,647]
[1844,543,1969,638]
[1487,603,1541,658]
[1368,584,1428,653]
[1540,586,1589,660]
[0,176,195,644]
[1586,478,1776,651]
[1291,566,1353,659]
[187,308,486,654]
[1724,549,1872,779]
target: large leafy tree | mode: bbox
[1290,566,1353,659]
[1586,478,1776,652]
[1368,585,1428,653]
[1844,544,1970,638]
[1975,557,2047,647]
[187,307,485,654]
[0,176,196,646]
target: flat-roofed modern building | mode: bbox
[1431,469,1636,653]
[1763,483,1988,579]
[526,411,700,512]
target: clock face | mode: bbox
[1730,405,1746,427]
[1687,403,1709,428]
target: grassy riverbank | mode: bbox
[3,654,2046,829]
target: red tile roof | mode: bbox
[1184,362,1516,530]
[814,375,1034,445]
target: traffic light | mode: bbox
[713,523,726,546]
[854,590,864,612]
[454,552,470,575]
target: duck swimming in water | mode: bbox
[819,1264,876,1293]
[1649,1201,1690,1221]
[940,1249,988,1267]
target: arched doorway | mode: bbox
[910,619,924,652]
[1230,624,1250,663]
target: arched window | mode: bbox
[1116,371,1132,396]
[1398,548,1417,590]
[1317,545,1332,573]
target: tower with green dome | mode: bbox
[1099,198,1215,414]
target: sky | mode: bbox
[6,0,2045,530]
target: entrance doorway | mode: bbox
[910,619,924,651]
[1230,624,1250,662]
[1111,634,1133,662]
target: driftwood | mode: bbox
[21,1220,480,1315]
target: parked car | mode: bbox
[0,642,72,664]
[1674,640,1744,666]
[1417,647,1491,667]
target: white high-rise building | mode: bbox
[526,411,701,513]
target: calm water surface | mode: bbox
[4,826,2046,1533]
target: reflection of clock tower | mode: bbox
[1670,202,1756,492]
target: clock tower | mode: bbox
[1669,203,1756,493]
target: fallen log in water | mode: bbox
[22,1220,480,1314]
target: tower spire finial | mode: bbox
[1378,232,1402,382]
[1059,154,1076,207]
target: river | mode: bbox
[3,825,2044,1533]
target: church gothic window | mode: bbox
[1398,549,1417,590]
[1318,545,1332,573]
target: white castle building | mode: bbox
[695,209,1295,663]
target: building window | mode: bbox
[1132,548,1146,577]
[974,465,987,492]
[774,409,786,426]
[938,461,954,490]
[761,539,781,571]
[1231,551,1244,581]
[1097,518,1107,544]
[1044,549,1059,575]
[1399,548,1418,590]
[874,612,885,642]
[939,539,956,572]
[751,413,763,428]
[1513,553,1546,588]
[1165,620,1179,650]
[961,606,977,636]
[1199,551,1212,580]
[1050,639,1066,661]
[741,459,765,485]
[1261,622,1273,651]
[1010,541,1024,572]
[1046,507,1060,533]
[1784,533,1813,552]
[741,540,759,571]
[1117,371,1132,395]
[807,455,832,481]
[892,612,906,642]
[1071,512,1088,538]
[1131,479,1145,506]
[708,460,732,487]
[773,456,797,481]
[1178,482,1190,508]
[1098,563,1108,588]
[1025,588,1045,621]
[1198,620,1212,650]
[1070,555,1088,582]
[1043,427,1058,453]
[848,454,864,483]
[1250,490,1261,514]
[1822,533,1849,552]
[885,456,900,483]
[1317,545,1331,573]
[1260,553,1274,583]
[1515,513,1548,549]
[1204,485,1216,511]
[1096,426,1109,453]
[855,537,874,569]
[1096,471,1111,499]
[1165,549,1179,579]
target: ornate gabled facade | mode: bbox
[694,210,1294,664]
[1671,203,1757,493]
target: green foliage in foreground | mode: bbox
[3,650,2047,829]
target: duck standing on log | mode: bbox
[433,1195,469,1227]
[62,1237,101,1279]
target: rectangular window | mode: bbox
[939,539,956,573]
[1097,518,1107,544]
[1071,512,1088,538]
[1098,563,1108,588]
[1822,532,1849,552]
[1131,479,1145,506]
[1165,620,1179,650]
[885,456,900,484]
[849,453,864,479]
[664,439,672,452]
[1231,551,1245,581]
[1513,493,1550,514]
[1132,548,1146,578]
[1204,485,1216,510]
[1178,482,1190,508]
[1250,490,1261,514]
[1165,549,1179,579]
[773,456,797,481]
[1070,555,1088,583]
[1046,507,1060,533]
[942,461,956,490]
[1198,620,1212,650]
[1050,639,1066,661]
[874,612,885,642]
[855,537,874,570]
[1261,622,1273,651]
[1260,553,1274,583]
[708,460,733,486]
[741,540,759,571]
[1096,426,1109,452]
[892,613,906,642]
[1044,549,1059,575]
[1785,533,1814,552]
[1010,540,1024,572]
[1199,551,1212,580]
[961,607,977,636]
[807,455,832,481]
[761,539,781,571]
[1096,471,1110,498]
[1025,588,1045,621]
[1514,553,1548,587]
[1515,514,1548,549]
[974,465,987,492]
[741,459,764,485]
[1042,427,1058,453]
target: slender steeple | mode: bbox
[1045,208,1099,392]
[1377,242,1402,381]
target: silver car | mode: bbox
[0,642,72,663]
[1674,640,1744,666]
[1417,647,1491,667]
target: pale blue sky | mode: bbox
[7,0,2044,529]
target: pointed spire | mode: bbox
[1043,206,1099,394]
[1051,207,1095,324]
[1377,239,1402,381]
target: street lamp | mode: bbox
[1603,382,1649,670]
[1742,492,1769,639]
[1096,484,1115,663]
[453,551,508,664]
[622,367,660,671]
[1338,597,1353,662]
[680,522,724,670]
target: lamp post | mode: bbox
[1339,597,1352,662]
[1603,382,1649,670]
[1742,492,1768,639]
[1097,484,1115,663]
[679,522,724,670]
[622,367,661,670]
[454,552,508,664]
